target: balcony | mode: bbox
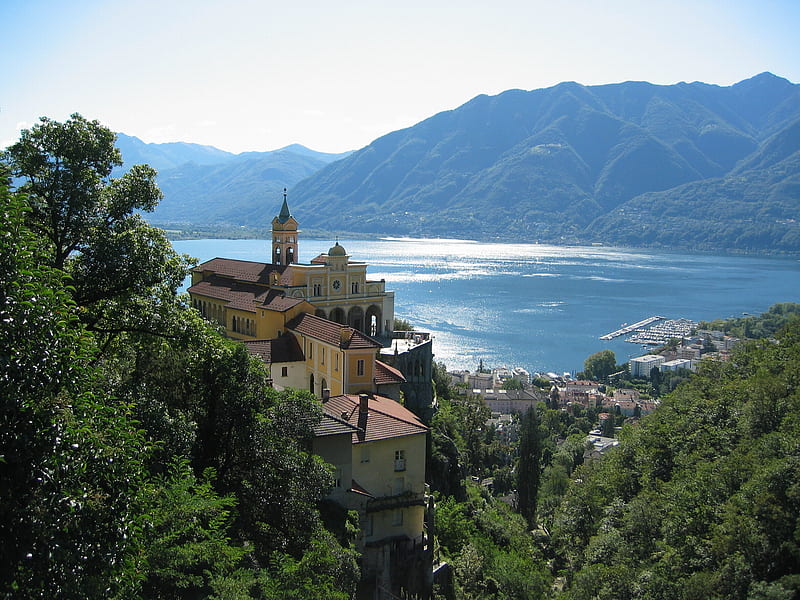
[366,490,425,513]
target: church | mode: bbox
[188,192,433,411]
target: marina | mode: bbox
[626,318,698,345]
[599,316,664,340]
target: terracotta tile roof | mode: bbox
[374,360,406,385]
[314,411,360,438]
[344,329,382,350]
[261,294,306,312]
[193,257,285,284]
[321,394,427,444]
[243,334,305,364]
[189,275,305,313]
[286,313,381,350]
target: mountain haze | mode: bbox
[285,72,799,252]
[128,73,800,252]
[115,135,351,227]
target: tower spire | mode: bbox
[271,189,299,265]
[278,188,292,224]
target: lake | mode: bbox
[173,238,800,375]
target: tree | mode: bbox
[516,406,543,529]
[583,349,617,382]
[0,169,149,597]
[393,317,414,331]
[3,114,192,342]
[502,377,524,390]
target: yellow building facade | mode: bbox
[189,194,394,341]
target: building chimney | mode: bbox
[359,393,369,413]
[322,388,330,402]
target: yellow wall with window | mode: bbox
[353,433,427,544]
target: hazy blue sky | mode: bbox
[2,0,799,153]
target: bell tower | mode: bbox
[271,189,299,265]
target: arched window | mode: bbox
[370,315,378,336]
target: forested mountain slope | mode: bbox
[551,317,800,599]
[288,73,799,252]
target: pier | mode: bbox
[600,316,664,340]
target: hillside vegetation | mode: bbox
[1,116,358,599]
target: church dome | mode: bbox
[328,241,346,256]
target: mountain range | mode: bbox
[124,73,800,252]
[115,134,351,228]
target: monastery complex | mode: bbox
[188,193,435,598]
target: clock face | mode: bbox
[332,279,341,291]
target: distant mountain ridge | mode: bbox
[115,134,351,227]
[131,73,800,252]
[286,72,799,252]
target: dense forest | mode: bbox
[1,115,359,599]
[2,114,799,599]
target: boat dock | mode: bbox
[600,316,664,340]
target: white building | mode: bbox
[660,358,696,372]
[629,354,665,378]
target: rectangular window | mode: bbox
[394,450,406,472]
[313,283,321,296]
[392,509,403,526]
[360,446,370,463]
[321,347,325,365]
[351,282,358,294]
[357,359,364,376]
[281,366,288,377]
[335,353,339,371]
[308,342,313,360]
[334,467,342,489]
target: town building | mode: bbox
[480,388,545,415]
[314,393,432,598]
[629,354,666,378]
[660,358,696,373]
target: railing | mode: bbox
[366,490,425,513]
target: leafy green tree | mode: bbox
[4,114,160,270]
[123,459,255,600]
[582,349,617,382]
[4,114,192,343]
[433,360,453,401]
[394,317,415,331]
[0,169,149,598]
[502,377,524,390]
[436,482,550,599]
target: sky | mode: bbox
[2,0,799,154]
